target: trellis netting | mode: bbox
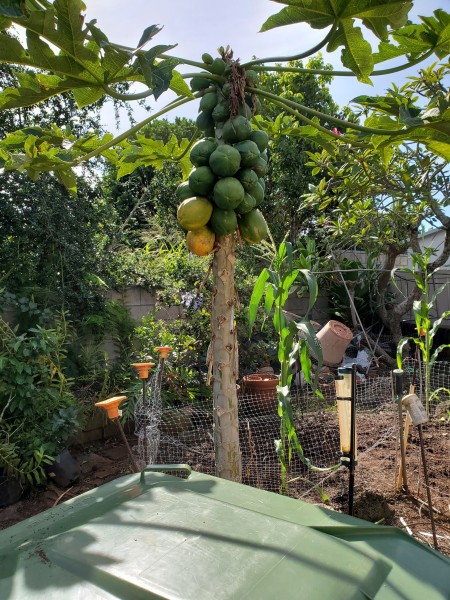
[133,360,449,541]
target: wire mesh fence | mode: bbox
[133,359,450,552]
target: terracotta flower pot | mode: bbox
[316,320,353,366]
[242,374,279,414]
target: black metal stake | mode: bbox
[348,364,357,516]
[418,424,439,551]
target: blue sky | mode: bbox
[83,0,448,131]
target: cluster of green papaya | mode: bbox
[176,55,269,256]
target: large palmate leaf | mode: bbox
[261,0,413,79]
[261,0,412,38]
[0,0,190,109]
[0,0,25,17]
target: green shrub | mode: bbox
[0,306,80,484]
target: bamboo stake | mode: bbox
[396,386,413,490]
[396,353,419,489]
[393,369,408,493]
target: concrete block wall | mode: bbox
[106,286,183,323]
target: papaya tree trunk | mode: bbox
[211,233,242,481]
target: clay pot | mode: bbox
[241,374,279,414]
[316,320,353,366]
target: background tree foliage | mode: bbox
[305,63,450,344]
[257,56,343,242]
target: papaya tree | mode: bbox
[0,0,449,482]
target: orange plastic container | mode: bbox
[155,346,172,359]
[95,395,127,419]
[131,362,155,379]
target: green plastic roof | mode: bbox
[0,466,449,599]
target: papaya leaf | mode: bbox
[0,0,24,18]
[116,133,190,178]
[382,122,450,162]
[291,125,337,153]
[137,24,163,50]
[143,43,177,66]
[262,0,412,36]
[170,70,194,98]
[55,168,77,194]
[351,94,421,119]
[51,0,93,63]
[260,1,412,75]
[178,151,192,181]
[0,15,11,29]
[86,21,132,79]
[420,9,450,59]
[72,85,104,109]
[135,45,178,98]
[152,57,179,100]
[392,24,436,58]
[373,41,406,64]
[328,20,374,83]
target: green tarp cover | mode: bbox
[0,467,449,599]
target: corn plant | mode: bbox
[249,240,323,493]
[396,248,450,415]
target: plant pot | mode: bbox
[46,449,80,488]
[316,320,353,366]
[241,374,279,414]
[0,476,23,507]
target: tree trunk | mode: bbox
[210,233,242,481]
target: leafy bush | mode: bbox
[133,302,211,409]
[0,306,80,484]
